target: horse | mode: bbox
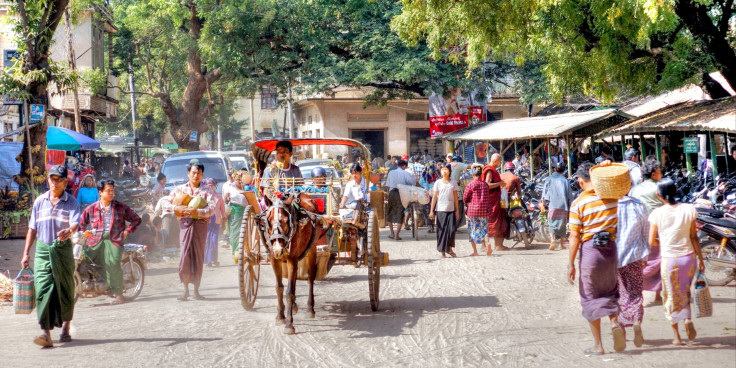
[258,192,321,334]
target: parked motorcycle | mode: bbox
[114,179,151,212]
[695,208,736,286]
[71,230,149,301]
[507,196,535,248]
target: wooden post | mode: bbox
[621,135,626,157]
[529,138,534,180]
[500,140,504,161]
[22,102,35,201]
[639,133,646,158]
[685,136,693,177]
[514,140,518,157]
[547,139,552,174]
[566,136,572,178]
[709,132,719,180]
[473,141,478,164]
[726,133,730,174]
[655,134,662,162]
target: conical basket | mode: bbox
[590,163,631,199]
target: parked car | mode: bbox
[295,159,343,179]
[223,151,250,172]
[159,151,233,194]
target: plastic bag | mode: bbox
[693,271,713,318]
[500,187,509,209]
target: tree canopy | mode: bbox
[392,0,736,101]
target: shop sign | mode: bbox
[683,137,699,153]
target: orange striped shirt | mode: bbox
[568,190,618,242]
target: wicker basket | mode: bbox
[590,163,631,199]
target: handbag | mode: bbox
[13,268,35,314]
[692,271,713,318]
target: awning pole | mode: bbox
[514,140,518,158]
[621,135,626,158]
[709,131,719,182]
[726,133,730,175]
[547,139,552,174]
[639,134,646,158]
[474,141,478,164]
[529,138,534,180]
[685,136,693,177]
[500,140,504,162]
[566,136,572,179]
[655,134,662,163]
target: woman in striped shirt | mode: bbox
[567,162,626,355]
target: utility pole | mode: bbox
[64,9,82,133]
[287,81,294,138]
[128,56,138,164]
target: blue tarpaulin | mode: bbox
[46,126,100,151]
[0,142,23,191]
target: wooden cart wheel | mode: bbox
[239,205,261,310]
[366,211,381,311]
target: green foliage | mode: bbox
[392,0,734,101]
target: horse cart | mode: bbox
[236,139,385,333]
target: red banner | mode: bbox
[430,114,468,138]
[469,106,485,124]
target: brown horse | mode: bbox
[258,192,321,334]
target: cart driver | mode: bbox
[260,140,303,189]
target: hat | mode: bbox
[446,152,454,157]
[48,164,68,178]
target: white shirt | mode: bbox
[649,203,698,258]
[227,185,247,206]
[343,178,368,209]
[432,179,459,212]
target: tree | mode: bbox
[392,0,736,101]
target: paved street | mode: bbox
[1,229,735,367]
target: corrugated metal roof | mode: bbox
[441,108,623,141]
[602,97,736,136]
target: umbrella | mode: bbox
[46,126,100,151]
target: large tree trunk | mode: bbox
[155,3,220,151]
[674,0,736,93]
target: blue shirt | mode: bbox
[616,196,650,268]
[542,173,573,211]
[77,186,100,205]
[29,190,81,245]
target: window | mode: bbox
[308,115,313,124]
[315,129,320,138]
[488,112,503,120]
[406,112,428,121]
[261,86,277,110]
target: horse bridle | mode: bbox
[257,199,298,248]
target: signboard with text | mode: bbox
[189,131,198,142]
[430,114,469,138]
[683,137,699,153]
[30,104,45,122]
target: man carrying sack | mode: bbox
[20,165,80,348]
[159,160,216,301]
[79,179,142,305]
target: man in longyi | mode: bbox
[160,160,217,301]
[21,165,80,347]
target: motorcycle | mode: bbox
[71,230,149,301]
[506,196,535,248]
[115,178,151,212]
[695,208,736,286]
[527,198,551,243]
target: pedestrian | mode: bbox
[450,155,468,228]
[225,173,247,262]
[615,195,650,347]
[423,149,433,163]
[630,156,665,303]
[500,162,522,199]
[204,178,227,267]
[128,213,155,245]
[420,161,438,233]
[385,155,398,170]
[540,162,574,250]
[371,155,385,170]
[429,164,460,258]
[482,153,508,252]
[151,172,167,207]
[385,159,417,240]
[20,165,80,347]
[79,179,142,305]
[463,164,490,256]
[623,148,643,188]
[159,159,217,301]
[76,175,99,212]
[648,178,706,345]
[567,161,626,355]
[152,216,167,249]
[445,152,453,165]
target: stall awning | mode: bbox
[441,108,630,141]
[47,126,100,151]
[600,96,736,137]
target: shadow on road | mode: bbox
[321,274,416,285]
[60,337,223,348]
[316,295,500,338]
[386,258,439,267]
[617,335,736,354]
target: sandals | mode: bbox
[448,251,457,258]
[60,332,72,343]
[612,325,626,352]
[34,334,53,348]
[633,324,644,347]
[583,348,603,356]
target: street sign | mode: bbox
[683,137,699,153]
[162,144,178,150]
[189,131,198,142]
[2,96,22,105]
[30,104,45,122]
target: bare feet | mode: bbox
[448,250,457,258]
[495,246,509,251]
[469,252,479,257]
[441,253,447,258]
[177,290,189,301]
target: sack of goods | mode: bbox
[397,184,430,208]
[589,163,631,199]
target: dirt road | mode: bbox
[1,229,734,367]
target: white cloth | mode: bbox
[342,178,367,210]
[649,203,698,258]
[624,160,643,188]
[227,185,247,206]
[432,179,459,212]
